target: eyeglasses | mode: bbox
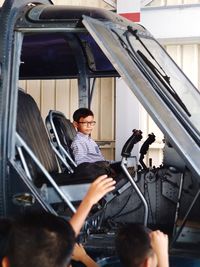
[78,121,96,126]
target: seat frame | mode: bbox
[45,110,77,173]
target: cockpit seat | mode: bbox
[16,89,92,207]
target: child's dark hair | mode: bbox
[3,211,75,267]
[115,223,152,267]
[73,108,94,122]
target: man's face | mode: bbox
[74,115,96,135]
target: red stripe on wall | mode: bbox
[119,12,140,22]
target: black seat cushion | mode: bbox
[52,112,76,159]
[43,162,109,187]
[17,90,59,186]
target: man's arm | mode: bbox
[72,243,99,267]
[69,175,116,236]
[150,230,169,267]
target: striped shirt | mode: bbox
[71,132,105,165]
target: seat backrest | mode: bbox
[53,111,76,157]
[17,90,59,187]
[45,110,77,169]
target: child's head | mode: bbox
[73,108,96,135]
[1,211,75,267]
[115,224,157,267]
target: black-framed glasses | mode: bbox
[78,121,96,126]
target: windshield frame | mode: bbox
[124,28,200,142]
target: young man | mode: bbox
[115,224,169,267]
[71,108,105,166]
[0,175,116,267]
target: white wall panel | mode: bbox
[182,44,199,87]
[141,4,200,43]
[26,80,41,109]
[166,45,182,67]
[55,80,71,118]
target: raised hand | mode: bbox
[70,175,116,236]
[150,230,169,267]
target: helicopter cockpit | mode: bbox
[0,0,200,258]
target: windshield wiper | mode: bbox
[111,26,190,116]
[111,28,138,64]
[127,26,168,78]
[126,26,191,117]
[137,50,191,117]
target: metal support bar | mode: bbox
[88,78,96,108]
[16,146,32,180]
[66,34,89,108]
[11,160,57,215]
[121,157,148,226]
[48,111,77,168]
[16,132,76,213]
[172,172,184,237]
[170,187,200,248]
[50,143,74,173]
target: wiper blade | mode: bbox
[112,26,190,116]
[137,50,191,117]
[125,26,191,117]
[127,26,168,78]
[111,28,138,63]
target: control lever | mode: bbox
[139,133,156,170]
[121,129,148,226]
[121,129,143,157]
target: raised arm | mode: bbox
[150,230,169,267]
[72,243,99,267]
[69,175,116,236]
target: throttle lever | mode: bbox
[139,133,156,169]
[121,129,143,157]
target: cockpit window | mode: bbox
[20,33,78,78]
[20,32,117,79]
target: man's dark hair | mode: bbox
[73,108,94,122]
[115,224,152,267]
[0,218,12,262]
[5,211,75,267]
